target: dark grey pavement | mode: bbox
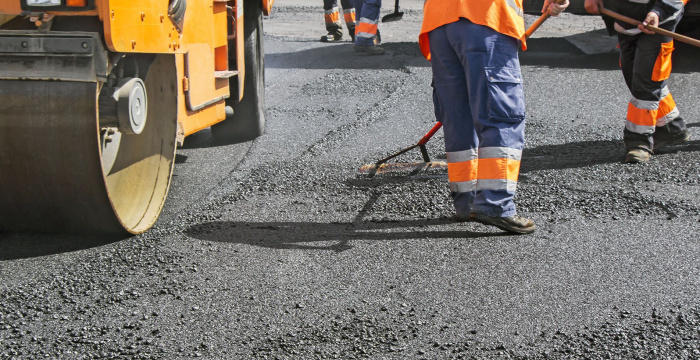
[2,2,700,359]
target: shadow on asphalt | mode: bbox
[187,175,510,251]
[521,139,624,171]
[265,41,428,70]
[266,31,700,73]
[186,219,508,252]
[524,139,700,172]
[0,233,124,261]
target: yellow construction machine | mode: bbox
[0,0,273,234]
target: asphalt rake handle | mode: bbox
[524,0,569,39]
[600,7,700,48]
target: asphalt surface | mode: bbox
[2,1,700,359]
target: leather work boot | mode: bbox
[320,29,343,42]
[353,44,385,55]
[470,213,536,234]
[653,129,689,151]
[625,148,651,164]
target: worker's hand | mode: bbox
[542,0,570,16]
[584,0,603,14]
[639,11,659,34]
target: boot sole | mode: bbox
[470,214,536,234]
[625,154,650,163]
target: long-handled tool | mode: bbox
[600,7,700,48]
[382,0,403,22]
[358,121,445,176]
[524,0,569,38]
[359,4,565,177]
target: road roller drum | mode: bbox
[0,0,272,234]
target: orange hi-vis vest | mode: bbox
[419,0,526,60]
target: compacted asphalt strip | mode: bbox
[2,1,700,359]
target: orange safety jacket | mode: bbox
[419,0,526,60]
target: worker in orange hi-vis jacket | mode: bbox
[321,0,356,43]
[419,0,568,234]
[585,0,690,163]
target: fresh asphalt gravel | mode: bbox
[2,2,700,359]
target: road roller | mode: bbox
[0,0,273,234]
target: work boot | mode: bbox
[653,123,689,151]
[625,147,651,163]
[469,213,536,234]
[354,44,385,55]
[320,29,343,42]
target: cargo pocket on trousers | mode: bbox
[485,67,526,123]
[652,41,674,82]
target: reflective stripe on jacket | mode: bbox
[418,0,526,60]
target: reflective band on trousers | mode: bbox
[450,179,518,193]
[445,147,522,162]
[357,17,378,38]
[446,147,521,193]
[343,9,356,24]
[626,86,679,134]
[325,7,340,24]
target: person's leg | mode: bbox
[321,0,343,42]
[354,0,383,54]
[622,16,686,162]
[340,0,356,41]
[453,21,525,219]
[428,24,478,218]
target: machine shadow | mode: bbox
[0,233,125,261]
[185,219,506,252]
[265,29,699,72]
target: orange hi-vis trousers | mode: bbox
[323,0,355,32]
[618,15,686,151]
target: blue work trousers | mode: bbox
[429,19,526,218]
[353,0,381,46]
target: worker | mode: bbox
[419,0,568,234]
[353,0,384,55]
[584,0,690,163]
[320,0,356,43]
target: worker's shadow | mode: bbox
[265,41,429,71]
[520,138,700,172]
[266,27,699,72]
[186,177,508,252]
[0,233,124,261]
